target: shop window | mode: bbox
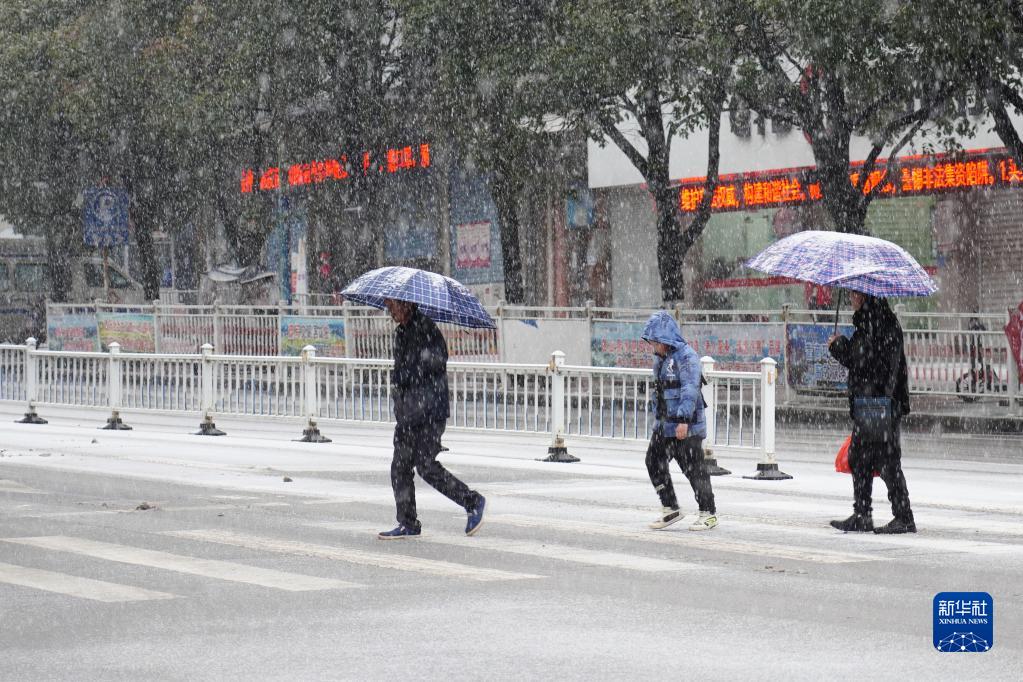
[14,263,50,292]
[85,262,131,289]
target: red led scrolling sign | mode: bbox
[241,143,431,193]
[678,150,1022,214]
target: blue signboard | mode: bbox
[83,188,130,247]
[448,168,504,285]
[591,320,648,368]
[785,323,854,392]
[566,189,595,229]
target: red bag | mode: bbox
[834,435,879,476]
[835,435,853,473]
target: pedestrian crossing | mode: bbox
[3,536,357,592]
[162,529,544,582]
[312,520,703,573]
[3,498,1022,606]
[0,561,176,603]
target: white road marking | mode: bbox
[0,480,47,495]
[2,536,356,592]
[483,514,886,564]
[0,561,177,602]
[7,502,293,519]
[314,521,699,573]
[163,529,544,583]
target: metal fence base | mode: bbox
[538,446,579,463]
[704,456,732,476]
[196,417,226,436]
[16,409,47,425]
[296,424,331,443]
[101,412,132,430]
[743,462,792,480]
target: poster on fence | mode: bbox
[280,315,346,357]
[684,324,785,372]
[786,323,854,392]
[455,221,492,269]
[591,321,648,368]
[97,312,156,352]
[46,312,100,352]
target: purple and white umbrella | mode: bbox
[745,230,937,297]
[341,266,496,329]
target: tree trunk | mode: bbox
[125,174,162,301]
[45,214,78,303]
[813,136,869,234]
[131,202,162,301]
[491,162,525,304]
[650,181,687,303]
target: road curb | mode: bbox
[777,404,1023,435]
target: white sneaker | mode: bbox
[649,507,683,530]
[689,512,718,531]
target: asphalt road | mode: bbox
[0,406,1021,680]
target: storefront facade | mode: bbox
[589,112,1023,315]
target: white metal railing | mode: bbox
[0,343,27,402]
[1,342,783,464]
[44,302,1022,409]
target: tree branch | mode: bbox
[990,86,1023,166]
[598,115,649,178]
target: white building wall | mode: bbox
[588,111,1015,190]
[605,187,661,308]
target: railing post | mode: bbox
[539,350,578,462]
[195,343,225,435]
[16,337,47,424]
[743,357,791,480]
[101,342,131,430]
[213,304,224,354]
[780,304,790,403]
[152,301,162,354]
[496,300,506,363]
[700,356,730,476]
[297,344,331,442]
[341,300,352,359]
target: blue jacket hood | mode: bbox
[642,311,687,350]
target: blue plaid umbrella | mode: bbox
[745,230,937,297]
[341,266,496,329]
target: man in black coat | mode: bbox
[828,291,916,534]
[378,298,486,539]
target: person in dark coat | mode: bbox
[378,299,486,539]
[828,291,916,534]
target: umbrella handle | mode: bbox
[833,288,843,335]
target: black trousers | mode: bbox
[391,420,480,528]
[645,431,715,514]
[849,418,914,523]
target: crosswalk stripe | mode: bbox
[0,561,177,602]
[163,529,544,583]
[2,536,356,592]
[484,514,885,564]
[312,521,699,573]
[0,480,47,495]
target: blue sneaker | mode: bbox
[378,524,421,539]
[465,496,486,536]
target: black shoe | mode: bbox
[873,518,917,534]
[830,514,874,532]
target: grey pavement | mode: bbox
[0,405,1021,680]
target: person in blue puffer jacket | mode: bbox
[641,310,717,531]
